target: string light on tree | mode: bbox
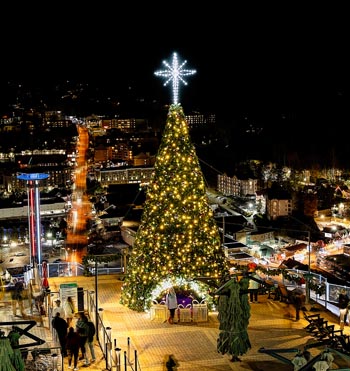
[154,52,196,105]
[120,54,227,312]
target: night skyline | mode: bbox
[1,42,347,126]
[0,6,349,166]
[1,6,347,112]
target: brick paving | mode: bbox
[1,275,349,370]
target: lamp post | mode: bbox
[305,230,312,305]
[95,258,99,341]
[214,212,228,257]
[92,253,119,341]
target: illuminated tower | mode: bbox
[17,173,49,266]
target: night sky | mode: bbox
[0,5,349,163]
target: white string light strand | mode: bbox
[154,52,196,105]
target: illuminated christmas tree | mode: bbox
[121,53,228,311]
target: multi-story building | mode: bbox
[0,153,73,193]
[185,112,216,130]
[266,196,293,220]
[97,167,154,186]
[217,174,258,197]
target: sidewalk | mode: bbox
[1,275,349,371]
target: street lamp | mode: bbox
[95,259,99,341]
[91,253,119,341]
[214,212,228,255]
[305,230,312,305]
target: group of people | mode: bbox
[51,298,96,370]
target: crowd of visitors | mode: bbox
[50,296,96,370]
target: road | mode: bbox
[66,124,91,262]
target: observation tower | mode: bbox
[17,172,49,266]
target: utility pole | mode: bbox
[95,259,99,341]
[214,212,228,257]
[91,253,121,341]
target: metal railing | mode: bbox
[42,266,349,371]
[85,291,141,371]
[269,268,349,316]
[47,289,140,371]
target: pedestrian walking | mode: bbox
[86,319,96,363]
[52,312,68,356]
[165,354,178,370]
[248,269,262,303]
[64,296,76,327]
[289,287,306,321]
[66,327,80,370]
[76,312,90,366]
[52,298,65,319]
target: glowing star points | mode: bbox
[155,52,196,105]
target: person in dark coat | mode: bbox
[165,354,178,370]
[52,311,68,356]
[66,327,80,370]
[289,287,306,321]
[75,312,90,366]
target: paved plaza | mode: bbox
[1,275,350,370]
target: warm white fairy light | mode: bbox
[154,52,196,105]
